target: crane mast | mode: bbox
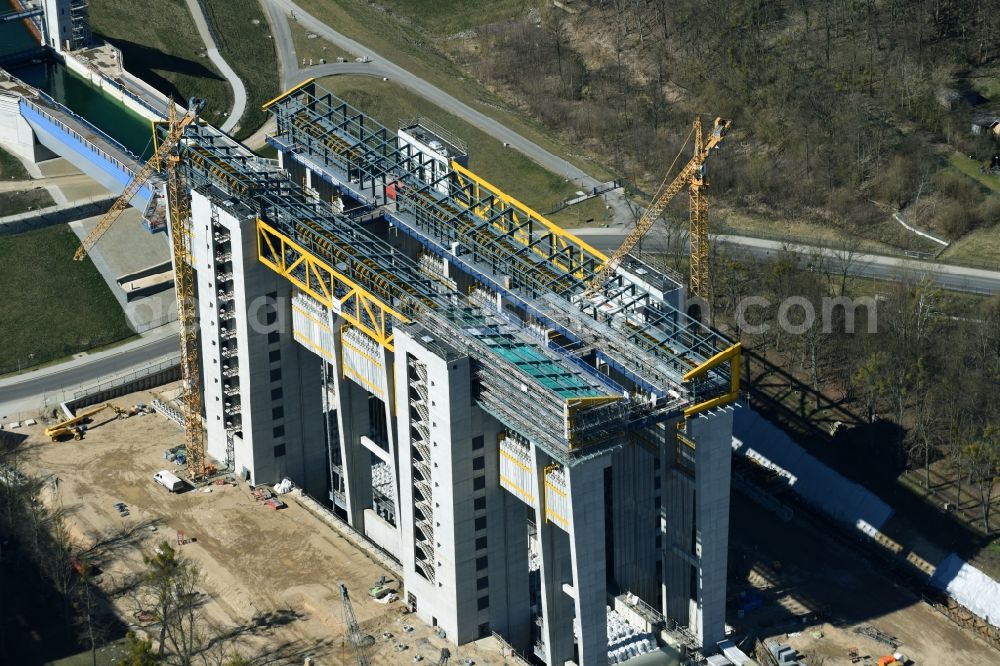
[586,116,730,301]
[166,138,207,480]
[74,98,208,480]
[339,583,372,666]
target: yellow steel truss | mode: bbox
[584,117,730,298]
[255,219,408,350]
[261,77,317,110]
[682,341,741,417]
[168,151,208,479]
[450,162,607,279]
[74,100,202,261]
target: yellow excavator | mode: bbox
[44,403,131,441]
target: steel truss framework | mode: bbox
[264,81,738,414]
[169,81,740,459]
[166,122,628,460]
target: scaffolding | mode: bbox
[170,85,736,462]
[68,0,91,50]
[172,124,632,461]
[263,81,735,406]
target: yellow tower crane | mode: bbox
[72,98,209,480]
[585,116,731,301]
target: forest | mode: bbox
[448,0,1000,251]
[432,0,1000,558]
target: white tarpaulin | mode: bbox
[930,553,1000,629]
[731,405,894,533]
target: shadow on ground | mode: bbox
[745,347,994,569]
[93,36,225,104]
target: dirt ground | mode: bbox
[12,383,999,665]
[12,385,514,665]
[729,499,999,666]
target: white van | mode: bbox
[153,470,184,493]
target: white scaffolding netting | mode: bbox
[930,554,1000,629]
[731,406,894,533]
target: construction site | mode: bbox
[3,2,1000,666]
[119,81,740,664]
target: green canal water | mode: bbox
[0,1,38,58]
[2,0,155,159]
[10,60,156,159]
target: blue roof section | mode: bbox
[471,330,606,399]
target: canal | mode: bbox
[0,1,38,59]
[10,60,156,158]
[2,0,155,159]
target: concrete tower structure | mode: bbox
[175,82,741,663]
[42,0,90,52]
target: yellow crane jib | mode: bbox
[585,116,730,299]
[67,97,210,482]
[72,98,206,262]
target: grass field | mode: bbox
[289,18,352,65]
[939,224,1000,268]
[0,226,134,374]
[970,74,1000,103]
[376,0,531,36]
[0,145,29,181]
[948,152,1000,195]
[0,189,54,217]
[548,196,615,229]
[714,207,905,255]
[89,0,233,128]
[317,76,577,212]
[294,0,612,181]
[200,0,279,139]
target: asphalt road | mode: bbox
[185,0,246,133]
[259,0,999,296]
[0,333,179,416]
[574,228,1000,295]
[7,0,993,410]
[262,0,621,190]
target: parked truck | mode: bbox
[153,470,184,493]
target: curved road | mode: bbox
[4,0,994,411]
[573,228,1000,295]
[261,0,608,191]
[185,0,247,133]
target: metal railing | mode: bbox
[80,50,169,120]
[72,355,181,401]
[398,116,468,155]
[21,90,140,164]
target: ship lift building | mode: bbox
[173,79,740,665]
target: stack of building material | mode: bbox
[606,607,657,664]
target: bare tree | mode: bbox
[135,541,209,663]
[968,424,1000,533]
[831,237,864,295]
[162,563,205,666]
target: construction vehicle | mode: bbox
[585,116,731,301]
[340,583,374,665]
[369,575,392,599]
[72,98,209,480]
[44,402,128,441]
[153,469,184,492]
